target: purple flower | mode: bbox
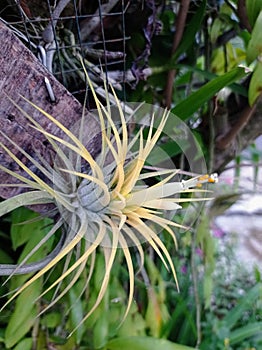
[212,227,225,238]
[195,247,203,258]
[181,265,188,274]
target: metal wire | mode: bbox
[0,1,122,97]
[0,0,161,102]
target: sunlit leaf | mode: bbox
[12,338,33,350]
[248,59,262,105]
[246,0,262,27]
[4,278,42,348]
[247,11,262,64]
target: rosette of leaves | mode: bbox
[0,67,216,333]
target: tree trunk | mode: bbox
[0,20,100,211]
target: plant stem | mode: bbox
[191,228,202,348]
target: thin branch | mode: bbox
[214,98,262,172]
[79,0,120,42]
[237,0,252,32]
[203,16,214,173]
[163,0,190,109]
[216,103,257,150]
[19,0,32,18]
[42,0,71,43]
[224,161,262,172]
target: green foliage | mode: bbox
[105,336,195,350]
[246,0,262,27]
[12,338,33,350]
[248,59,262,105]
[2,207,54,348]
[4,280,40,348]
[247,11,262,61]
[246,7,262,105]
[11,207,53,251]
[201,274,262,349]
[171,67,247,121]
[196,214,215,309]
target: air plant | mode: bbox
[0,66,217,334]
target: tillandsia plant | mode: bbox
[0,66,217,334]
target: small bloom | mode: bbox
[195,247,203,258]
[212,226,225,238]
[181,265,188,274]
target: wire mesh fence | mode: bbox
[1,0,160,101]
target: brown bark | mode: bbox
[163,0,190,109]
[213,101,262,172]
[237,0,252,32]
[0,20,100,206]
